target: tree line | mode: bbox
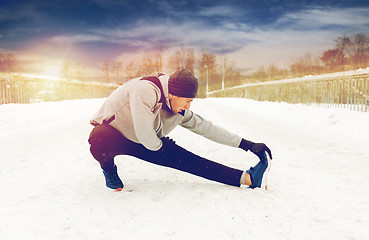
[97,47,242,98]
[3,32,369,94]
[250,33,369,82]
[0,52,17,73]
[98,32,369,92]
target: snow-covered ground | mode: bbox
[0,98,368,240]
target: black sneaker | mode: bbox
[102,165,124,190]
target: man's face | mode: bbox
[168,94,194,114]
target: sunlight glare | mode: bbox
[38,64,63,80]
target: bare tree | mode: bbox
[320,33,369,71]
[222,58,241,87]
[335,35,351,70]
[252,66,268,82]
[75,63,85,81]
[266,64,279,81]
[102,61,110,83]
[0,52,4,72]
[346,33,369,68]
[168,49,184,72]
[125,58,141,81]
[290,52,322,77]
[321,49,342,72]
[112,61,123,84]
[62,61,72,80]
[198,49,217,93]
[185,48,195,73]
[116,61,123,84]
[153,49,164,73]
[0,52,17,73]
[168,47,196,73]
[141,55,156,76]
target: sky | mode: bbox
[1,0,369,78]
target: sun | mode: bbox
[39,64,63,80]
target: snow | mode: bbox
[1,98,368,240]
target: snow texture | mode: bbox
[1,98,368,240]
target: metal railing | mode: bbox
[207,68,369,112]
[0,74,119,104]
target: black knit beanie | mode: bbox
[168,69,198,98]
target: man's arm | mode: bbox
[180,110,272,159]
[129,81,163,151]
[180,110,242,147]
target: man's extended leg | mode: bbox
[126,137,245,187]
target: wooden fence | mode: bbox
[0,74,119,104]
[3,70,369,112]
[207,69,369,112]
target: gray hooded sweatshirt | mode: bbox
[90,74,242,151]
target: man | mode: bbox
[88,69,272,191]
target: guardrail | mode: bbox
[207,68,369,112]
[0,74,119,104]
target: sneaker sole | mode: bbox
[260,154,272,190]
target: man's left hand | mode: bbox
[239,138,272,160]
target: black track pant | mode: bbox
[88,124,243,187]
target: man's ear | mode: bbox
[168,93,179,102]
[168,93,175,99]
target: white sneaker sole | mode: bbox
[260,154,272,190]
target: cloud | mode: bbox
[47,18,254,54]
[0,3,43,23]
[47,5,369,54]
[276,7,369,31]
[227,28,337,72]
[48,34,106,44]
[196,5,246,18]
[88,0,131,8]
[224,6,369,72]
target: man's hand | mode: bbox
[239,138,273,160]
[153,137,177,158]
